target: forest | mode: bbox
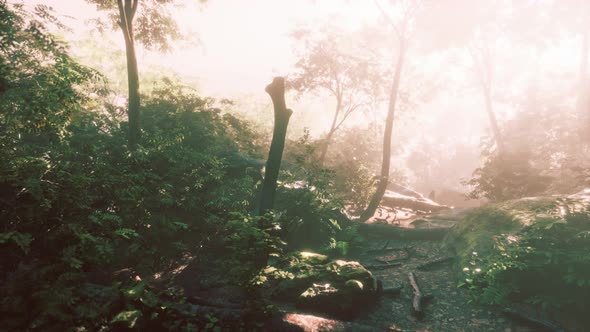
[2,0,590,331]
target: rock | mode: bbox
[277,312,390,331]
[269,251,376,318]
[295,278,369,318]
[344,279,364,291]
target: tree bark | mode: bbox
[118,0,140,150]
[360,40,406,222]
[471,41,504,154]
[258,77,293,215]
[482,80,504,153]
[318,94,342,165]
[577,29,589,142]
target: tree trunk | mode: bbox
[318,129,335,165]
[578,29,589,143]
[258,77,293,215]
[360,41,406,222]
[578,29,589,114]
[483,81,504,154]
[118,0,140,150]
[318,94,342,165]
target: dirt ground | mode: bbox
[351,238,536,332]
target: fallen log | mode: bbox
[387,183,424,199]
[502,307,565,332]
[409,272,425,318]
[416,256,454,271]
[381,191,449,213]
[359,223,451,240]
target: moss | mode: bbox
[344,279,364,291]
[270,251,375,301]
[444,207,521,268]
[443,191,590,329]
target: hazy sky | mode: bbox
[10,0,588,191]
[21,0,381,96]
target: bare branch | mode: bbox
[333,102,365,132]
[117,0,132,43]
[373,0,402,39]
[130,0,139,20]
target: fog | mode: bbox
[5,2,590,329]
[18,0,590,205]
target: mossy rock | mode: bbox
[295,279,369,319]
[270,251,375,307]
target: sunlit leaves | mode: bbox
[0,2,100,144]
[111,309,142,328]
[87,0,182,52]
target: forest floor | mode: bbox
[350,237,535,332]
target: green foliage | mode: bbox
[458,212,590,319]
[223,212,285,287]
[332,159,377,213]
[269,130,367,255]
[88,0,182,52]
[0,5,273,329]
[277,131,351,250]
[0,2,101,144]
[465,150,552,202]
[465,86,590,201]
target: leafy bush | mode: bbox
[0,4,276,328]
[277,130,356,251]
[465,150,552,202]
[459,213,590,320]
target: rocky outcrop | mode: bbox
[267,252,376,319]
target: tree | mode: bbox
[0,2,99,148]
[554,0,590,138]
[360,0,415,221]
[289,26,384,164]
[258,77,293,215]
[87,0,182,150]
[469,33,505,154]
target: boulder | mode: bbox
[296,279,368,318]
[268,252,376,319]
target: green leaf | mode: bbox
[0,231,33,253]
[111,309,142,328]
[115,228,139,239]
[125,281,147,299]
